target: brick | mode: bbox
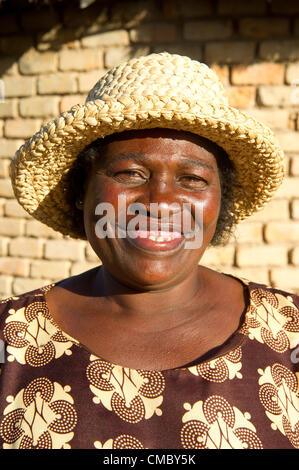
[21,8,59,31]
[4,199,31,219]
[0,100,18,119]
[64,4,108,28]
[274,177,299,199]
[19,49,58,75]
[291,200,299,219]
[200,245,235,266]
[0,160,10,178]
[264,221,299,242]
[231,63,284,85]
[0,14,18,34]
[0,58,18,76]
[0,257,29,277]
[258,86,293,107]
[8,237,44,258]
[110,1,159,27]
[291,247,299,265]
[210,65,229,86]
[221,267,270,285]
[78,70,104,93]
[45,240,85,261]
[290,157,299,176]
[270,0,299,14]
[283,156,290,175]
[177,0,213,17]
[205,41,256,64]
[260,40,299,61]
[59,49,103,72]
[13,277,51,295]
[249,199,289,222]
[25,219,63,239]
[3,76,35,98]
[19,96,60,119]
[153,44,203,62]
[0,139,23,159]
[217,0,267,15]
[0,217,24,236]
[234,222,263,243]
[244,108,289,130]
[0,275,12,297]
[0,198,4,215]
[86,243,100,261]
[236,245,287,267]
[105,46,150,68]
[0,178,14,197]
[30,260,70,280]
[81,30,130,48]
[71,261,100,276]
[0,237,9,256]
[270,267,299,292]
[130,23,177,43]
[285,63,299,84]
[275,133,299,152]
[183,20,232,41]
[37,27,82,51]
[5,119,41,139]
[239,18,289,38]
[60,95,85,113]
[38,74,77,95]
[227,86,256,108]
[0,36,34,56]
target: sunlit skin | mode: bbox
[82,128,222,292]
[46,128,246,370]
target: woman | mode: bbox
[0,53,298,449]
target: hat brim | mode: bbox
[10,96,285,239]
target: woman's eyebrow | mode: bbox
[104,152,215,171]
[178,157,215,171]
[105,152,145,165]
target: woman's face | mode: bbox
[81,128,222,290]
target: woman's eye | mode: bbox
[179,175,208,186]
[114,170,146,182]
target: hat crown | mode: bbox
[86,52,229,106]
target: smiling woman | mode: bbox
[69,129,238,247]
[0,53,299,450]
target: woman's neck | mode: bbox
[90,265,210,327]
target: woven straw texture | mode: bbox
[10,52,285,239]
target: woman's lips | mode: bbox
[126,229,185,252]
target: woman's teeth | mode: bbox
[133,230,182,241]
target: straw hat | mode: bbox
[10,52,285,239]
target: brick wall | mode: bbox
[0,0,299,296]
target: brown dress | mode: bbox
[0,275,298,449]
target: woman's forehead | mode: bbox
[101,128,217,148]
[94,128,222,163]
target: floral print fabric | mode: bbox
[0,277,298,449]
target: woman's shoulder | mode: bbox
[237,277,299,349]
[223,272,299,307]
[246,278,299,307]
[222,272,299,336]
[0,283,55,331]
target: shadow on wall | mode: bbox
[0,0,153,78]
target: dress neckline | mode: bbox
[40,272,252,373]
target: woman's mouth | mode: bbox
[123,228,185,253]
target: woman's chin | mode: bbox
[108,261,192,292]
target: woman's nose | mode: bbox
[137,175,182,218]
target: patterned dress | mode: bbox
[0,275,298,449]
